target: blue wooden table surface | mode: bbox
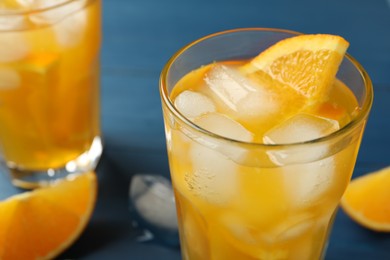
[0,0,389,259]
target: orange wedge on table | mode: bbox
[341,167,390,232]
[242,34,349,106]
[0,172,97,260]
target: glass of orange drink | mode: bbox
[0,0,102,188]
[159,28,373,259]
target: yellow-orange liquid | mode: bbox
[0,0,101,170]
[166,62,361,259]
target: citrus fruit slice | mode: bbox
[341,167,390,232]
[241,34,349,105]
[0,171,97,259]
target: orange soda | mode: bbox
[0,0,101,173]
[160,30,372,260]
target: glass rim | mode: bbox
[0,0,93,16]
[159,27,374,148]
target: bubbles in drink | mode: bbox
[187,141,238,204]
[186,113,253,204]
[174,90,216,120]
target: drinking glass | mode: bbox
[0,0,102,188]
[159,28,373,259]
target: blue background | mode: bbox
[0,0,389,259]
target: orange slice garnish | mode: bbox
[242,34,349,106]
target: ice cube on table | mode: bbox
[174,90,216,120]
[186,113,252,204]
[130,174,178,231]
[0,68,21,90]
[205,64,278,119]
[263,114,340,165]
[0,33,29,62]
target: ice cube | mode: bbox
[130,174,178,231]
[0,68,21,90]
[193,113,253,163]
[205,64,279,119]
[29,0,85,23]
[29,0,87,47]
[0,4,27,31]
[186,113,253,204]
[263,114,340,165]
[187,141,238,204]
[274,214,314,241]
[0,0,33,9]
[196,113,253,142]
[16,0,33,5]
[283,157,335,206]
[174,90,216,120]
[220,214,289,259]
[53,8,87,47]
[221,214,258,244]
[0,33,29,62]
[181,204,209,258]
[222,213,313,245]
[263,114,339,204]
[32,0,69,8]
[264,114,340,144]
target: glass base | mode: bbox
[8,136,103,189]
